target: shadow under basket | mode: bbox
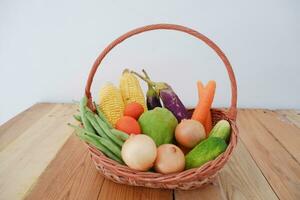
[83,24,238,190]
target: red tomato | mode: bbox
[124,102,144,120]
[116,116,141,135]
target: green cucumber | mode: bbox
[185,137,227,169]
[209,120,231,142]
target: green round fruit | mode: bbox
[138,107,178,146]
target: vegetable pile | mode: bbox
[69,69,232,174]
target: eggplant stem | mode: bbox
[142,69,150,79]
[142,69,156,90]
[131,71,155,87]
[131,70,169,94]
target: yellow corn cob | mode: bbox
[120,69,147,111]
[98,83,124,126]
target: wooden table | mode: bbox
[0,103,299,200]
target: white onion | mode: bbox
[154,144,185,174]
[175,119,206,148]
[121,134,157,171]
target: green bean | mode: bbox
[68,124,123,163]
[85,111,109,139]
[111,129,129,141]
[85,107,124,147]
[94,103,113,129]
[68,123,94,135]
[94,115,124,147]
[71,124,121,159]
[96,136,122,158]
[80,133,123,164]
[73,114,82,122]
[82,131,122,159]
[80,96,96,134]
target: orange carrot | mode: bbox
[195,81,213,134]
[197,81,205,99]
[192,80,216,134]
[205,111,212,135]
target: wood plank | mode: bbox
[276,110,300,128]
[26,134,172,200]
[175,140,278,200]
[250,109,300,163]
[98,179,173,200]
[175,181,224,200]
[25,135,105,200]
[2,106,299,200]
[237,109,300,200]
[0,103,57,151]
[0,104,77,200]
[218,141,278,200]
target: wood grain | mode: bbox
[237,109,300,200]
[175,138,278,200]
[175,181,224,200]
[218,141,278,200]
[251,109,300,163]
[25,135,173,200]
[25,135,105,200]
[0,103,56,151]
[0,104,77,200]
[98,179,172,200]
[2,105,300,200]
[276,110,300,128]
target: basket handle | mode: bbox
[85,24,237,120]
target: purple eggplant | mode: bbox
[158,83,188,121]
[142,70,162,110]
[146,84,162,109]
[132,70,188,122]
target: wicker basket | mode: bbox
[84,24,238,190]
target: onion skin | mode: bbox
[121,134,157,171]
[154,144,185,174]
[175,119,206,148]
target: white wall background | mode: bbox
[0,0,299,125]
